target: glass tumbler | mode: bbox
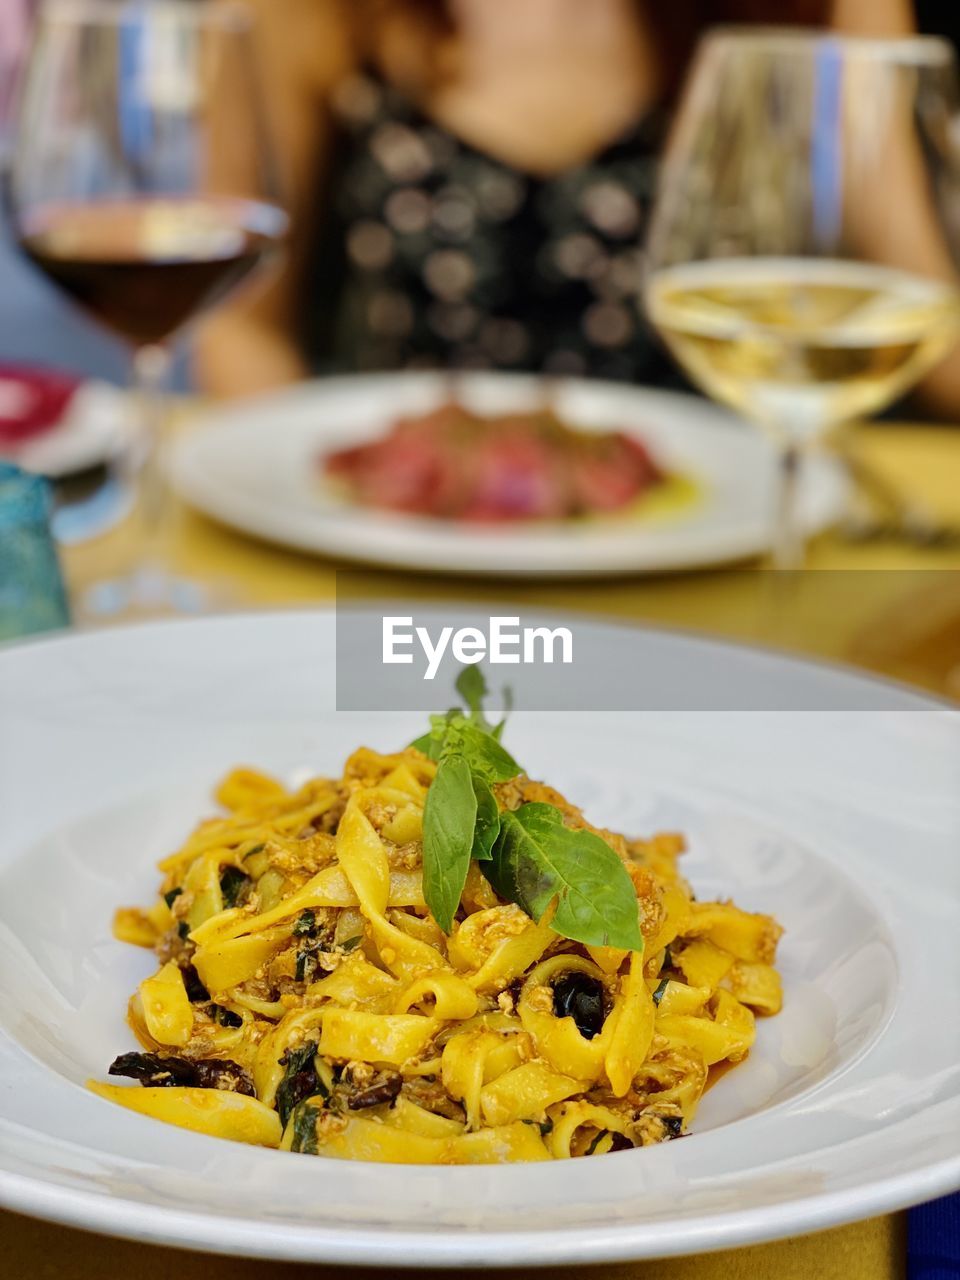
[0,462,71,640]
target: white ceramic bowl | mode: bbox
[0,612,956,1265]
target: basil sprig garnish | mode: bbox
[413,668,643,951]
[470,777,500,862]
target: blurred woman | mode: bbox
[198,0,915,397]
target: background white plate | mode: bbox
[170,374,847,575]
[0,612,957,1266]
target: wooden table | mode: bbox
[7,414,959,1279]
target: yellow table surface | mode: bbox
[0,1210,907,1280]
[6,413,959,1279]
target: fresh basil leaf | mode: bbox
[422,753,478,932]
[410,709,462,759]
[487,803,643,951]
[484,806,554,919]
[456,664,488,722]
[425,713,520,780]
[435,712,467,759]
[457,722,521,782]
[471,777,500,861]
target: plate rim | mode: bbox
[4,604,952,713]
[1,1147,958,1267]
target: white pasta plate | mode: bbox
[0,611,957,1266]
[169,372,847,576]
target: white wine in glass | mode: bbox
[645,33,960,568]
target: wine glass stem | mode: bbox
[772,443,805,571]
[133,344,173,562]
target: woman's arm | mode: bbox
[196,0,354,397]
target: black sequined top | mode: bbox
[299,70,684,385]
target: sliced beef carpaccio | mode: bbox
[324,402,664,520]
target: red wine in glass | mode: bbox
[19,196,287,347]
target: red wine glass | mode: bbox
[8,0,288,615]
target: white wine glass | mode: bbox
[645,30,960,569]
[8,0,288,616]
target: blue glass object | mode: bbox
[0,463,70,640]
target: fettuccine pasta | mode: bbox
[94,744,783,1162]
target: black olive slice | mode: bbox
[552,972,606,1039]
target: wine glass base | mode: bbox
[80,565,223,623]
